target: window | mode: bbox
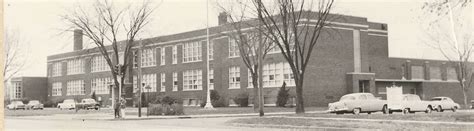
[229,37,239,57]
[173,72,178,91]
[141,48,156,67]
[183,41,202,63]
[263,62,295,87]
[209,68,214,90]
[91,77,112,94]
[52,62,62,77]
[161,47,166,65]
[172,45,177,64]
[52,82,62,96]
[411,66,424,80]
[161,73,166,92]
[91,55,110,72]
[13,82,22,99]
[447,67,457,80]
[229,66,240,89]
[430,66,442,80]
[209,41,214,60]
[183,70,202,91]
[67,58,84,75]
[138,74,157,92]
[66,80,85,95]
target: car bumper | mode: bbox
[327,107,350,113]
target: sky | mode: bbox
[4,0,469,77]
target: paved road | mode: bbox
[5,117,291,131]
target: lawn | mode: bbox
[296,111,474,122]
[4,106,326,117]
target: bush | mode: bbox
[200,90,227,107]
[161,96,177,105]
[276,82,290,107]
[233,92,249,107]
[147,103,185,115]
[43,100,57,107]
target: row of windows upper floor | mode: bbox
[48,36,287,77]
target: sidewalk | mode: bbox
[72,110,325,121]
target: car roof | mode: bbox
[343,93,373,97]
[432,97,449,99]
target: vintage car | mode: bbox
[57,99,77,110]
[76,98,100,110]
[7,101,26,110]
[389,94,433,114]
[328,93,388,115]
[430,97,460,112]
[25,100,44,110]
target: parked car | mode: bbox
[25,100,44,110]
[430,97,460,112]
[7,101,26,110]
[57,99,77,110]
[391,94,433,114]
[76,98,100,110]
[328,93,388,115]
[471,100,474,109]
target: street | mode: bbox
[5,117,292,131]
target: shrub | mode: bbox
[43,100,57,107]
[276,82,290,107]
[200,90,227,107]
[161,96,176,105]
[233,92,249,107]
[147,96,185,116]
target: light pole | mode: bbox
[203,0,214,109]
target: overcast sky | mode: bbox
[4,0,463,77]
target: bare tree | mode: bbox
[251,0,335,113]
[61,0,155,112]
[218,0,273,116]
[3,29,29,83]
[421,1,473,107]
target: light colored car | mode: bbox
[392,94,433,114]
[430,97,460,112]
[328,93,388,115]
[25,100,44,110]
[7,101,26,110]
[77,99,100,110]
[57,99,77,110]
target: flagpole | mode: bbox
[204,0,214,109]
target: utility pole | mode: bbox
[137,40,143,117]
[203,0,214,109]
[257,0,264,117]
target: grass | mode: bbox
[296,111,474,122]
[4,106,326,117]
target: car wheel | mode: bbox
[452,106,458,112]
[425,106,432,113]
[437,106,443,112]
[403,108,410,114]
[382,105,389,114]
[95,108,99,110]
[353,108,361,115]
[367,112,372,115]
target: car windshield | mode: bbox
[13,101,23,104]
[83,99,95,103]
[64,100,75,103]
[28,101,40,104]
[431,98,442,101]
[340,95,356,101]
[404,95,421,101]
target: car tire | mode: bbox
[367,112,372,115]
[403,108,410,115]
[353,108,361,115]
[452,106,458,112]
[382,105,389,114]
[425,106,432,113]
[437,106,443,112]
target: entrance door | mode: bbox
[359,80,370,93]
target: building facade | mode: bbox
[45,12,473,107]
[9,77,48,102]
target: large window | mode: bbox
[91,55,110,72]
[263,62,295,87]
[141,48,156,67]
[67,58,84,75]
[430,66,442,80]
[52,62,62,77]
[91,77,112,94]
[52,82,62,96]
[140,74,157,92]
[183,70,202,91]
[411,66,424,80]
[209,68,214,90]
[447,67,457,80]
[161,47,166,65]
[183,41,202,63]
[173,72,178,91]
[161,73,166,92]
[209,41,214,60]
[229,66,240,89]
[172,45,177,64]
[229,37,239,57]
[13,82,22,99]
[67,80,85,95]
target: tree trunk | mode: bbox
[462,85,468,107]
[295,74,305,114]
[252,75,259,111]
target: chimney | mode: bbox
[73,29,83,51]
[218,12,228,25]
